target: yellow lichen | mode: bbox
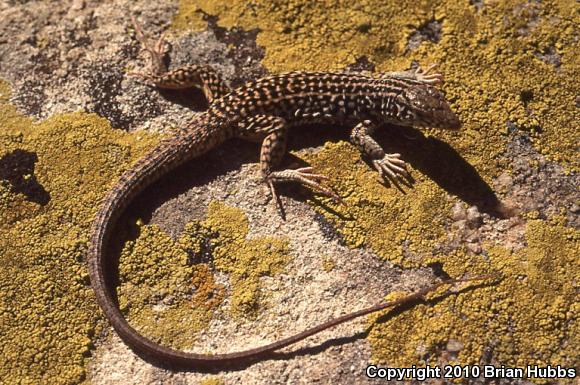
[117,223,220,349]
[0,78,11,102]
[199,377,226,385]
[0,81,159,384]
[305,141,451,268]
[172,0,579,373]
[320,254,336,272]
[2,0,578,382]
[186,201,290,317]
[118,201,289,348]
[174,0,578,171]
[1,77,290,381]
[368,220,578,378]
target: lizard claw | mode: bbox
[131,16,169,57]
[414,64,444,85]
[130,16,170,79]
[267,167,345,206]
[372,153,410,181]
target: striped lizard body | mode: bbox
[88,19,462,369]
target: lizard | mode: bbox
[87,18,465,369]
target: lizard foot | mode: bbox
[413,64,444,85]
[267,167,344,206]
[128,16,170,82]
[372,153,410,181]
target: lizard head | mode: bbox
[393,84,461,130]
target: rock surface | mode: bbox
[0,1,577,384]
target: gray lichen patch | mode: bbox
[406,19,443,51]
[0,1,264,133]
[499,133,580,228]
[1,1,175,128]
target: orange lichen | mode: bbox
[118,201,290,348]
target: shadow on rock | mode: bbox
[0,149,50,206]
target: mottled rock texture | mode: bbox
[0,1,577,384]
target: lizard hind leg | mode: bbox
[128,17,231,102]
[130,15,170,80]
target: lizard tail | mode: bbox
[87,121,490,369]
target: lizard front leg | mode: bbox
[129,17,230,102]
[239,115,341,208]
[350,120,410,182]
[380,64,443,85]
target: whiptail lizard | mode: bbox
[88,18,467,369]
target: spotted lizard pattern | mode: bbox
[87,18,462,369]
